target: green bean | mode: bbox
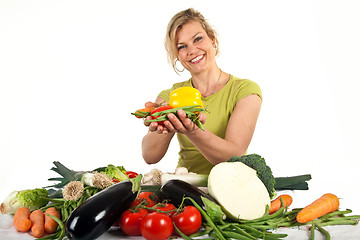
[325,215,360,221]
[233,224,263,238]
[231,225,257,239]
[40,202,63,211]
[240,206,285,224]
[151,105,204,116]
[189,229,211,237]
[315,223,331,240]
[195,119,204,131]
[310,221,315,240]
[185,197,226,240]
[46,214,66,240]
[146,115,168,122]
[36,231,61,240]
[318,219,359,226]
[41,197,66,203]
[173,222,194,240]
[61,206,67,222]
[318,209,353,219]
[222,230,253,240]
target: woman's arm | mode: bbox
[141,97,176,164]
[167,94,262,165]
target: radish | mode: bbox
[207,162,270,220]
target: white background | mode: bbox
[1,0,359,218]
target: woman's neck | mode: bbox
[191,67,227,97]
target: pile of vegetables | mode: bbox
[132,87,207,130]
[1,155,360,240]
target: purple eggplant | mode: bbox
[66,178,140,240]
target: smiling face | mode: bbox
[176,20,217,74]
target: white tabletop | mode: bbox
[1,189,360,239]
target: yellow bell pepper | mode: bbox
[169,87,204,109]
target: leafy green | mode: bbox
[101,164,128,181]
[1,188,48,214]
[201,196,226,223]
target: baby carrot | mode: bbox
[44,207,60,234]
[269,194,293,214]
[30,209,45,238]
[296,193,340,223]
[13,207,32,232]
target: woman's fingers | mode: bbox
[198,113,207,124]
[145,101,158,109]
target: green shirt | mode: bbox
[158,75,262,174]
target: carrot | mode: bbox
[13,207,32,232]
[30,209,45,238]
[133,107,154,118]
[269,194,293,214]
[296,193,340,223]
[44,207,60,234]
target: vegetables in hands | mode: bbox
[296,193,340,223]
[208,162,270,220]
[1,188,48,214]
[132,87,207,130]
[169,86,204,109]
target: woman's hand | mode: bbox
[143,101,175,135]
[166,109,206,134]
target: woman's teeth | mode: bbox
[191,55,204,63]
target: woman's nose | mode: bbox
[187,44,197,55]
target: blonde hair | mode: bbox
[165,8,219,73]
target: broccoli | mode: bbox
[228,154,276,198]
[0,188,48,214]
[228,154,312,199]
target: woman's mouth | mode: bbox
[190,54,204,63]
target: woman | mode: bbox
[142,8,262,174]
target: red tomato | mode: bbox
[150,105,173,126]
[126,171,138,179]
[130,192,158,208]
[140,212,173,240]
[119,208,149,236]
[171,206,202,236]
[150,203,177,216]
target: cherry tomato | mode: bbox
[150,203,177,216]
[130,192,158,208]
[126,171,138,179]
[119,208,149,236]
[150,105,173,126]
[140,212,173,240]
[171,206,202,236]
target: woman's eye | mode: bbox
[177,45,185,50]
[194,36,203,42]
